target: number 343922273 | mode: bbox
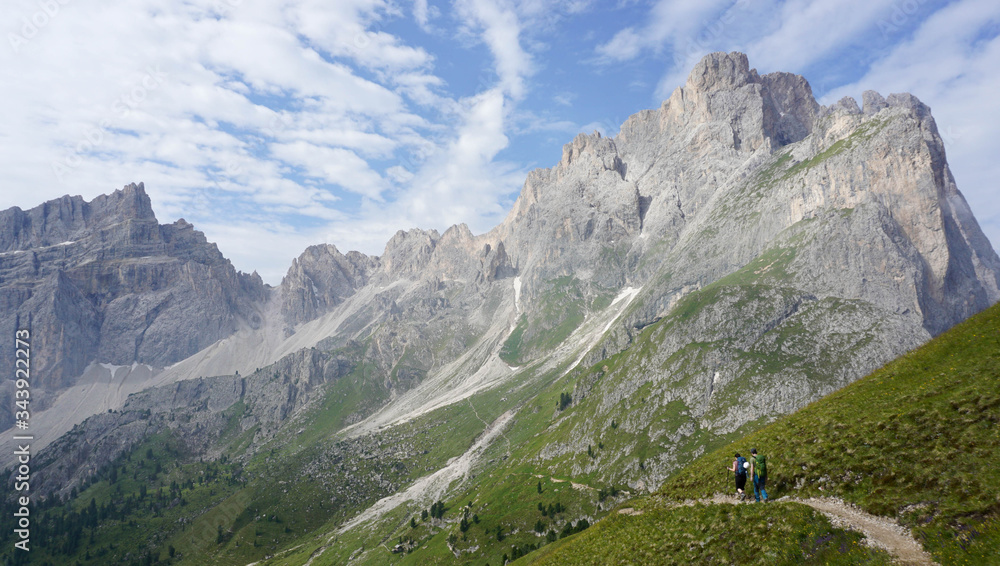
[15,329,30,421]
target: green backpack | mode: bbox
[755,454,767,478]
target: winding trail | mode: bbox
[617,495,938,566]
[787,497,938,566]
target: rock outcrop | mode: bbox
[0,183,267,427]
[280,244,377,329]
[5,52,1000,506]
[30,345,356,498]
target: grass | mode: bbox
[508,302,1000,565]
[781,117,889,179]
[556,301,1000,566]
[500,314,529,364]
[506,276,587,363]
[516,500,894,566]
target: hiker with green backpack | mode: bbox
[749,448,768,502]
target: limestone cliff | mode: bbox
[6,53,1000,504]
[0,183,267,427]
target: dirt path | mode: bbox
[786,497,939,566]
[617,495,938,566]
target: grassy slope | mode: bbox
[301,223,907,565]
[518,301,1000,565]
[520,501,894,566]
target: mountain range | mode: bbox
[1,51,998,565]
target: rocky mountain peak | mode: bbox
[684,51,757,93]
[439,223,475,247]
[0,182,160,254]
[862,90,888,115]
[0,183,268,413]
[558,132,625,181]
[96,181,156,221]
[380,228,440,277]
[280,243,377,328]
[640,52,813,156]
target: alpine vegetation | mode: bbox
[1,52,998,566]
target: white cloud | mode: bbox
[269,142,388,200]
[386,88,525,234]
[821,0,1000,253]
[414,0,442,31]
[4,0,997,289]
[745,0,898,72]
[456,0,534,99]
[0,0,485,283]
[595,0,732,63]
[596,27,643,61]
[415,0,431,26]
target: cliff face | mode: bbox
[279,244,378,329]
[8,52,1000,565]
[188,57,1000,397]
[0,183,267,424]
[5,51,1000,495]
[493,52,999,335]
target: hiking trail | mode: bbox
[617,495,938,566]
[787,497,938,566]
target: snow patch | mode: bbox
[98,362,127,374]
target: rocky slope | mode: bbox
[0,183,267,428]
[2,51,999,566]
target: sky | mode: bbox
[2,0,997,284]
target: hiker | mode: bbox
[750,448,768,502]
[728,452,748,500]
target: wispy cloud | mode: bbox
[594,0,732,63]
[2,0,997,286]
[822,0,1000,252]
[0,0,532,283]
[455,0,535,99]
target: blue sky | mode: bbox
[2,0,998,283]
